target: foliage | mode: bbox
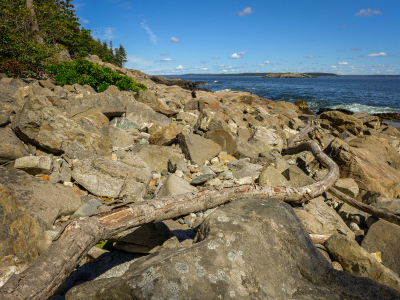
[46,58,147,92]
[0,0,129,77]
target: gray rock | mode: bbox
[110,117,138,130]
[190,174,215,185]
[0,110,10,126]
[126,100,171,132]
[99,125,135,148]
[218,171,234,180]
[71,198,104,219]
[258,166,290,186]
[66,199,400,300]
[334,178,359,198]
[71,156,151,202]
[14,155,53,175]
[283,165,315,188]
[325,233,400,291]
[157,174,197,197]
[11,94,112,156]
[133,145,184,173]
[361,220,400,276]
[294,196,355,239]
[178,133,222,165]
[0,167,82,229]
[197,165,215,175]
[0,127,29,165]
[232,163,263,179]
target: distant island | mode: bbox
[262,72,316,78]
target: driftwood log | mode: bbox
[1,123,399,299]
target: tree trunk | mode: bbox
[26,0,43,43]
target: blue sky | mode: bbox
[73,0,399,75]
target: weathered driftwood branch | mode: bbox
[329,187,400,227]
[0,125,340,300]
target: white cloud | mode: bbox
[338,62,349,65]
[229,52,247,59]
[264,61,271,64]
[176,65,184,70]
[92,27,116,40]
[212,57,220,60]
[355,9,383,17]
[160,53,169,56]
[140,22,158,44]
[155,58,173,62]
[304,55,315,58]
[126,55,153,68]
[200,68,208,71]
[170,37,180,43]
[80,18,89,24]
[386,69,394,72]
[238,7,254,16]
[373,64,388,67]
[330,66,337,69]
[365,52,388,57]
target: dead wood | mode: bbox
[0,123,341,300]
[329,187,400,227]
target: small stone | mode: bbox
[205,177,222,187]
[211,157,219,164]
[219,171,234,180]
[198,165,215,175]
[349,222,360,232]
[175,170,184,178]
[190,174,215,186]
[209,163,229,173]
[370,252,382,263]
[331,261,343,271]
[235,176,253,185]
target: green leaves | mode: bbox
[46,59,147,93]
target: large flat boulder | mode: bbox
[66,199,400,299]
[326,138,400,198]
[294,196,355,239]
[0,167,83,228]
[71,155,151,202]
[133,145,184,173]
[11,94,112,156]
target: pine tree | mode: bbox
[114,44,127,67]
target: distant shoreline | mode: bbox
[163,73,400,78]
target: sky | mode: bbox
[73,0,399,75]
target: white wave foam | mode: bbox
[330,103,400,114]
[214,89,232,93]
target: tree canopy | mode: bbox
[0,0,128,77]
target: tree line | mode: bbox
[0,0,128,77]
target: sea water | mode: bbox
[171,75,400,114]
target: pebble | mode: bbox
[219,171,234,180]
[235,176,254,185]
[175,170,184,178]
[190,174,215,186]
[210,157,219,164]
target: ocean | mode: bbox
[169,75,400,114]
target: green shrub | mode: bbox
[46,59,147,92]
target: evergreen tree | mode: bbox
[114,44,128,68]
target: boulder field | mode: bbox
[1,55,400,299]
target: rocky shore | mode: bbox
[1,55,400,299]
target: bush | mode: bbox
[46,59,147,92]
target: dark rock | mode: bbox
[66,199,400,300]
[150,76,199,88]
